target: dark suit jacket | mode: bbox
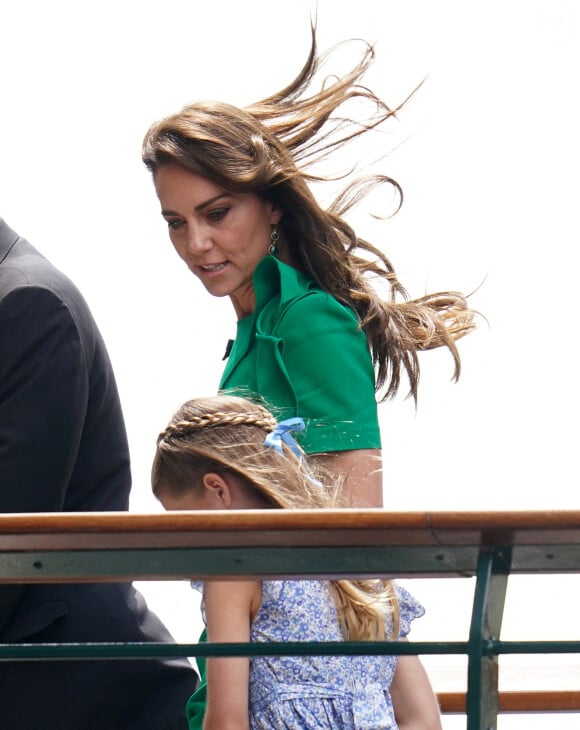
[0,219,197,729]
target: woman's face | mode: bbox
[154,163,281,317]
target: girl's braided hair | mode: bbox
[157,407,278,443]
[153,394,399,641]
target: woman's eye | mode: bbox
[167,219,184,230]
[207,207,229,222]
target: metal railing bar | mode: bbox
[466,548,511,730]
[2,639,579,661]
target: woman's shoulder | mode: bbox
[254,256,359,332]
[254,255,319,305]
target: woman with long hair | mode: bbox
[142,27,476,510]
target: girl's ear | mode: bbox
[201,472,234,509]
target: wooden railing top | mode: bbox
[1,508,580,546]
[1,509,579,582]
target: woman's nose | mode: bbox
[186,226,212,254]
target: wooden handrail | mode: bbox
[1,509,579,582]
[438,690,580,713]
[0,508,579,546]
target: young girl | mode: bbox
[152,394,442,730]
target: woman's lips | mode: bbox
[198,262,228,276]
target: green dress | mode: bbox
[186,256,380,729]
[220,255,380,453]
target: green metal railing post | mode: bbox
[467,547,511,730]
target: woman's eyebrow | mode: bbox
[161,193,230,219]
[195,193,230,212]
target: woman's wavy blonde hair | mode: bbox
[153,394,399,641]
[143,27,476,402]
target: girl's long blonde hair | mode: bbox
[153,394,399,641]
[143,27,476,402]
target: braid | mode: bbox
[152,393,399,642]
[157,407,278,444]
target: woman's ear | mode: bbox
[269,203,283,225]
[201,472,234,508]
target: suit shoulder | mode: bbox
[1,240,94,323]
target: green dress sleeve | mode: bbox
[254,290,381,454]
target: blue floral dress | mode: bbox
[191,580,424,729]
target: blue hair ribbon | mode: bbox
[263,417,306,458]
[264,417,322,486]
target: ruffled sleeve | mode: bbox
[189,580,204,595]
[395,583,425,639]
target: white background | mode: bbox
[1,1,579,727]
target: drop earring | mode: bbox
[268,228,280,256]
